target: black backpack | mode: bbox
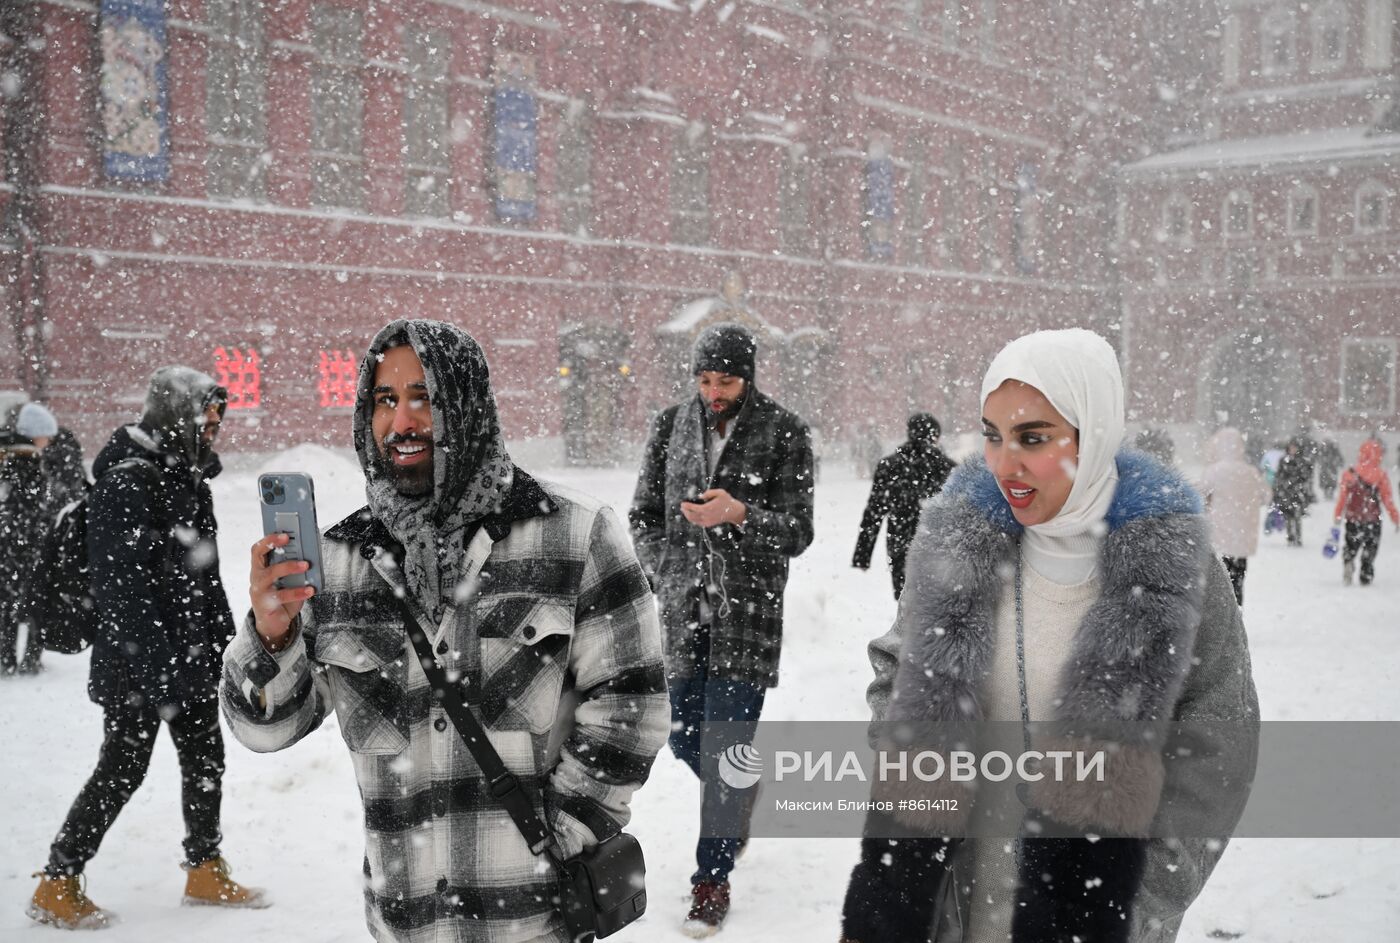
[22,457,161,654]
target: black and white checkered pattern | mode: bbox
[222,477,669,943]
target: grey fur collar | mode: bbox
[889,450,1211,730]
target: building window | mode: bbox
[402,26,451,218]
[309,4,364,210]
[557,102,593,237]
[976,153,996,270]
[979,0,997,58]
[778,147,811,256]
[1223,14,1242,86]
[1225,250,1255,292]
[1261,9,1298,76]
[1012,163,1039,274]
[671,126,710,246]
[939,146,963,263]
[1287,185,1318,235]
[1223,191,1252,238]
[904,159,927,265]
[206,0,266,200]
[1161,193,1192,242]
[491,52,539,224]
[942,0,961,47]
[1340,338,1397,416]
[1311,3,1348,72]
[1356,182,1389,232]
[863,136,896,261]
[1365,0,1393,69]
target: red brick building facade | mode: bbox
[1,0,1395,458]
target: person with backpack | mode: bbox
[28,367,267,930]
[1332,439,1400,586]
[1270,438,1314,547]
[0,402,58,675]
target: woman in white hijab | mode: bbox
[839,330,1259,943]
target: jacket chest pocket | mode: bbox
[314,628,411,755]
[475,597,575,735]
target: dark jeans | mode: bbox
[1283,509,1304,545]
[1222,556,1247,605]
[0,587,42,672]
[1344,521,1383,585]
[47,698,225,876]
[668,627,767,885]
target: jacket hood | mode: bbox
[353,319,514,525]
[1210,427,1247,464]
[1357,439,1383,471]
[138,367,227,469]
[939,448,1202,536]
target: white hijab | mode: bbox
[980,329,1126,560]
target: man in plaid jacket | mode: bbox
[222,320,669,943]
[629,323,815,937]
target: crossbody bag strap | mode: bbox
[399,609,559,857]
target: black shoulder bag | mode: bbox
[399,612,647,940]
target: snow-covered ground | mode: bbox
[2,448,1398,940]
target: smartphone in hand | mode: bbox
[258,473,324,594]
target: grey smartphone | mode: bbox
[258,473,324,594]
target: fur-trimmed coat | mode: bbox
[863,451,1260,942]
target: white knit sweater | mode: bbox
[961,563,1100,942]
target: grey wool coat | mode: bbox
[867,450,1260,942]
[629,387,814,687]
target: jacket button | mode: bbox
[434,717,447,732]
[522,625,537,640]
[436,641,448,655]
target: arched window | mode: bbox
[1287,184,1319,235]
[1262,8,1298,76]
[1223,190,1252,238]
[1355,181,1389,233]
[1161,193,1192,243]
[1311,3,1348,72]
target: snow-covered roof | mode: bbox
[656,296,785,338]
[1122,126,1400,175]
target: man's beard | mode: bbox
[377,432,434,497]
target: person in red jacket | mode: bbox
[1332,439,1400,586]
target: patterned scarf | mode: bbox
[354,320,514,623]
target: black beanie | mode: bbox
[692,323,757,382]
[907,412,941,442]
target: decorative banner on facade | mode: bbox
[214,347,262,410]
[491,51,538,223]
[318,349,358,408]
[864,137,895,261]
[99,0,171,182]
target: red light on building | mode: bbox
[318,350,358,408]
[214,346,261,410]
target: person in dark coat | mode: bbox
[0,403,58,675]
[1317,438,1345,498]
[43,426,89,508]
[853,413,957,599]
[28,367,266,930]
[1271,438,1314,546]
[630,322,815,936]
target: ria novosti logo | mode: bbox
[717,744,763,789]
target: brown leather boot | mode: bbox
[181,857,270,909]
[27,872,113,930]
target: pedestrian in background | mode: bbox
[0,402,58,675]
[1332,439,1400,586]
[1271,438,1314,546]
[852,412,956,599]
[1198,427,1271,604]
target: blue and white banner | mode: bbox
[492,52,538,223]
[99,0,170,182]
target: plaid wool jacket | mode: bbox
[221,472,669,943]
[630,389,814,688]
